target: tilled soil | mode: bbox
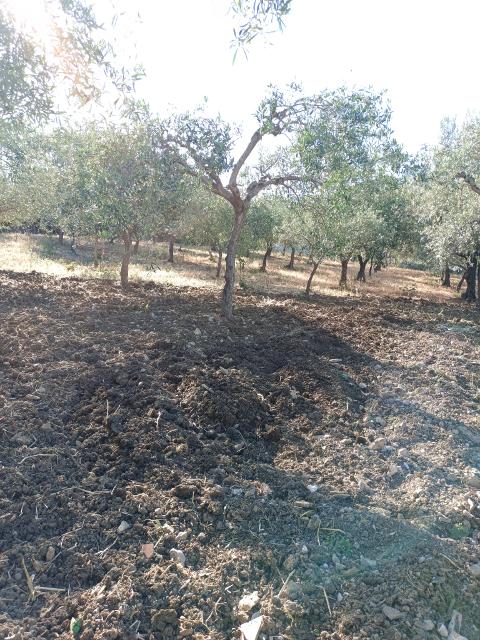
[0,270,479,640]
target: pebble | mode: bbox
[397,448,409,457]
[239,615,263,640]
[359,382,368,390]
[437,623,448,637]
[468,562,480,577]
[117,520,130,533]
[170,548,186,566]
[307,484,319,493]
[370,437,387,451]
[387,464,402,477]
[382,605,403,620]
[238,591,260,613]
[176,531,188,542]
[361,556,377,568]
[301,545,308,554]
[466,475,480,490]
[45,546,55,562]
[419,619,434,631]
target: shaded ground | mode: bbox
[0,269,479,640]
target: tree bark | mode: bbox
[356,255,367,282]
[441,261,451,286]
[58,230,64,245]
[285,247,295,269]
[260,245,272,272]
[120,231,133,289]
[457,269,466,291]
[374,261,382,272]
[368,258,373,277]
[281,245,286,256]
[93,233,99,267]
[167,236,174,263]
[221,204,246,320]
[216,248,223,278]
[133,237,140,255]
[462,255,477,301]
[339,258,349,288]
[306,260,320,297]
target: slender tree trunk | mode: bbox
[70,236,77,256]
[285,247,295,269]
[208,247,214,261]
[356,255,367,282]
[133,237,140,255]
[339,258,349,288]
[260,245,272,272]
[221,204,246,320]
[167,236,174,263]
[93,233,99,267]
[58,230,64,245]
[462,255,477,301]
[281,245,286,256]
[120,231,133,289]
[441,261,451,286]
[457,269,466,291]
[374,261,382,272]
[368,258,373,277]
[216,248,223,278]
[306,260,320,298]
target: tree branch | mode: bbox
[245,174,306,203]
[228,129,263,194]
[456,171,480,196]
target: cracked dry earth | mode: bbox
[0,270,479,640]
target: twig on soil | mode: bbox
[322,586,332,617]
[277,570,295,597]
[19,453,56,464]
[20,555,35,601]
[439,552,463,571]
[35,586,66,593]
[95,537,118,556]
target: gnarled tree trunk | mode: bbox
[285,247,295,269]
[222,204,246,320]
[356,255,368,282]
[167,236,174,263]
[216,248,223,278]
[306,260,320,298]
[120,230,133,289]
[339,258,349,288]
[260,245,272,272]
[441,261,451,286]
[462,255,477,301]
[93,233,99,267]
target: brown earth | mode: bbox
[0,269,479,640]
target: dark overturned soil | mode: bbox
[0,271,479,640]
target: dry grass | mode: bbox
[0,232,462,303]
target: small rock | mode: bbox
[193,328,201,336]
[466,474,480,490]
[239,615,263,640]
[370,437,387,451]
[161,523,175,534]
[397,448,409,457]
[468,562,480,577]
[176,531,188,542]
[382,605,403,620]
[45,546,55,562]
[172,484,196,498]
[358,479,369,491]
[301,545,308,554]
[307,484,319,493]
[374,417,386,427]
[169,548,186,566]
[238,591,260,613]
[361,556,377,568]
[117,520,130,533]
[359,382,368,390]
[387,464,402,477]
[419,619,434,631]
[437,623,448,637]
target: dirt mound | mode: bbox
[0,271,479,640]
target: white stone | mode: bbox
[382,605,402,620]
[117,520,130,533]
[468,562,480,577]
[437,623,448,637]
[238,591,260,613]
[239,615,263,640]
[370,437,387,451]
[169,548,186,566]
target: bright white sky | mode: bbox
[7,0,480,153]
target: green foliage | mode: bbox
[231,0,292,55]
